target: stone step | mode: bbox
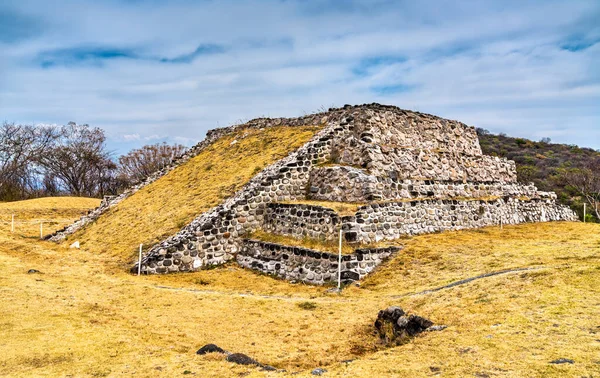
[237,238,400,285]
[308,165,551,203]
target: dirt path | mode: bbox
[149,266,548,302]
[391,266,544,298]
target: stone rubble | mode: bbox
[374,306,435,345]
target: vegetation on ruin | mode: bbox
[68,125,320,262]
[0,197,598,377]
[279,200,364,216]
[247,229,400,255]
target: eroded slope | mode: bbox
[70,126,320,260]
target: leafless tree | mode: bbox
[559,159,600,219]
[0,122,60,200]
[118,142,187,184]
[39,122,116,197]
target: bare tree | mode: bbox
[39,123,115,197]
[559,159,600,219]
[0,122,60,200]
[118,142,187,184]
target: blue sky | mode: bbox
[1,0,599,155]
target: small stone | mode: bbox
[549,358,574,365]
[426,325,448,332]
[311,368,327,375]
[196,344,226,355]
[69,241,80,249]
[27,269,40,274]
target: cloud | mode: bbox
[159,44,227,63]
[35,43,226,67]
[1,0,599,155]
[36,46,139,68]
[0,6,45,43]
[122,134,140,141]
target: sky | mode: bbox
[1,0,599,155]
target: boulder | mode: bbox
[196,344,226,355]
[374,306,434,344]
[226,353,259,366]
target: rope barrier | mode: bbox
[0,219,74,224]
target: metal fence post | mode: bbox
[337,228,342,290]
[138,244,143,276]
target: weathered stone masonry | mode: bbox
[237,239,400,285]
[308,166,546,203]
[344,197,577,243]
[47,103,575,283]
[263,203,341,241]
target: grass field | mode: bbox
[0,197,101,239]
[0,197,598,377]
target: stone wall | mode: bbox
[263,203,340,241]
[328,109,517,183]
[345,198,578,243]
[308,166,544,203]
[333,106,483,157]
[236,239,400,285]
[237,198,576,246]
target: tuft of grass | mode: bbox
[71,125,321,260]
[297,301,318,310]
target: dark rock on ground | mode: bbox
[549,358,574,364]
[27,269,40,274]
[196,344,226,355]
[311,368,327,375]
[375,306,434,344]
[226,353,259,366]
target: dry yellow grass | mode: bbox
[0,198,598,377]
[70,125,320,263]
[280,200,364,216]
[0,197,100,238]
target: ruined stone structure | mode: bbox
[52,103,577,285]
[238,240,399,285]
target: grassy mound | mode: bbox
[70,125,320,261]
[0,197,100,238]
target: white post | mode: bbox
[337,228,342,290]
[583,203,586,223]
[138,244,143,276]
[11,214,14,233]
[40,222,43,239]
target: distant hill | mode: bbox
[477,128,600,221]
